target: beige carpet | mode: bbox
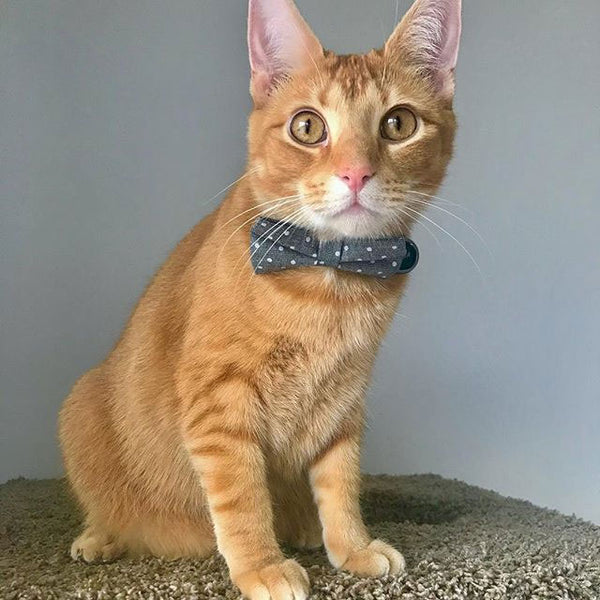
[1,474,599,599]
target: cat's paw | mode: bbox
[342,539,405,578]
[235,559,310,600]
[70,527,124,563]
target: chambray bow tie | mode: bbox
[250,217,419,279]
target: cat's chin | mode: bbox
[306,211,399,240]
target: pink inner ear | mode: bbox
[248,4,288,76]
[248,0,322,103]
[385,0,462,97]
[248,12,270,75]
[390,0,462,73]
[435,0,462,71]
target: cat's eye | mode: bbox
[380,106,418,142]
[289,110,327,146]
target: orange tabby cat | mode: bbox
[59,0,461,597]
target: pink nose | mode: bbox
[337,165,375,193]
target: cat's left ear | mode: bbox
[385,0,462,99]
[248,0,323,107]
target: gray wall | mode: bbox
[1,1,599,523]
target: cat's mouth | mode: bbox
[330,199,380,218]
[306,198,395,239]
[301,180,405,238]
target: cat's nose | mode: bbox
[336,165,375,193]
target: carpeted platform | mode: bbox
[1,475,599,599]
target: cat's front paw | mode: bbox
[70,527,124,563]
[235,559,310,600]
[342,539,405,578]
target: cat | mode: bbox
[58,0,461,598]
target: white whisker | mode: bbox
[403,205,483,275]
[397,207,442,248]
[406,194,491,255]
[381,57,389,88]
[246,211,300,266]
[252,213,304,278]
[381,0,400,87]
[215,194,301,234]
[407,189,473,213]
[288,20,325,89]
[215,197,301,266]
[198,167,259,209]
[239,207,307,291]
[236,205,306,279]
[391,210,411,238]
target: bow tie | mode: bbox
[250,217,419,279]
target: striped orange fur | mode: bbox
[59,0,461,598]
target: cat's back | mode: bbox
[103,208,219,378]
[61,207,219,446]
[59,208,222,516]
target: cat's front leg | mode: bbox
[183,381,309,600]
[310,434,406,578]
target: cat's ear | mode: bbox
[385,0,462,99]
[248,0,323,106]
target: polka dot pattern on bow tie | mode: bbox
[250,217,419,279]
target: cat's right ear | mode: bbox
[384,0,462,100]
[248,0,323,107]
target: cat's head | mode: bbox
[246,0,461,239]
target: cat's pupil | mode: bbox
[289,111,326,145]
[394,116,402,131]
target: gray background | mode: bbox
[2,0,599,523]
